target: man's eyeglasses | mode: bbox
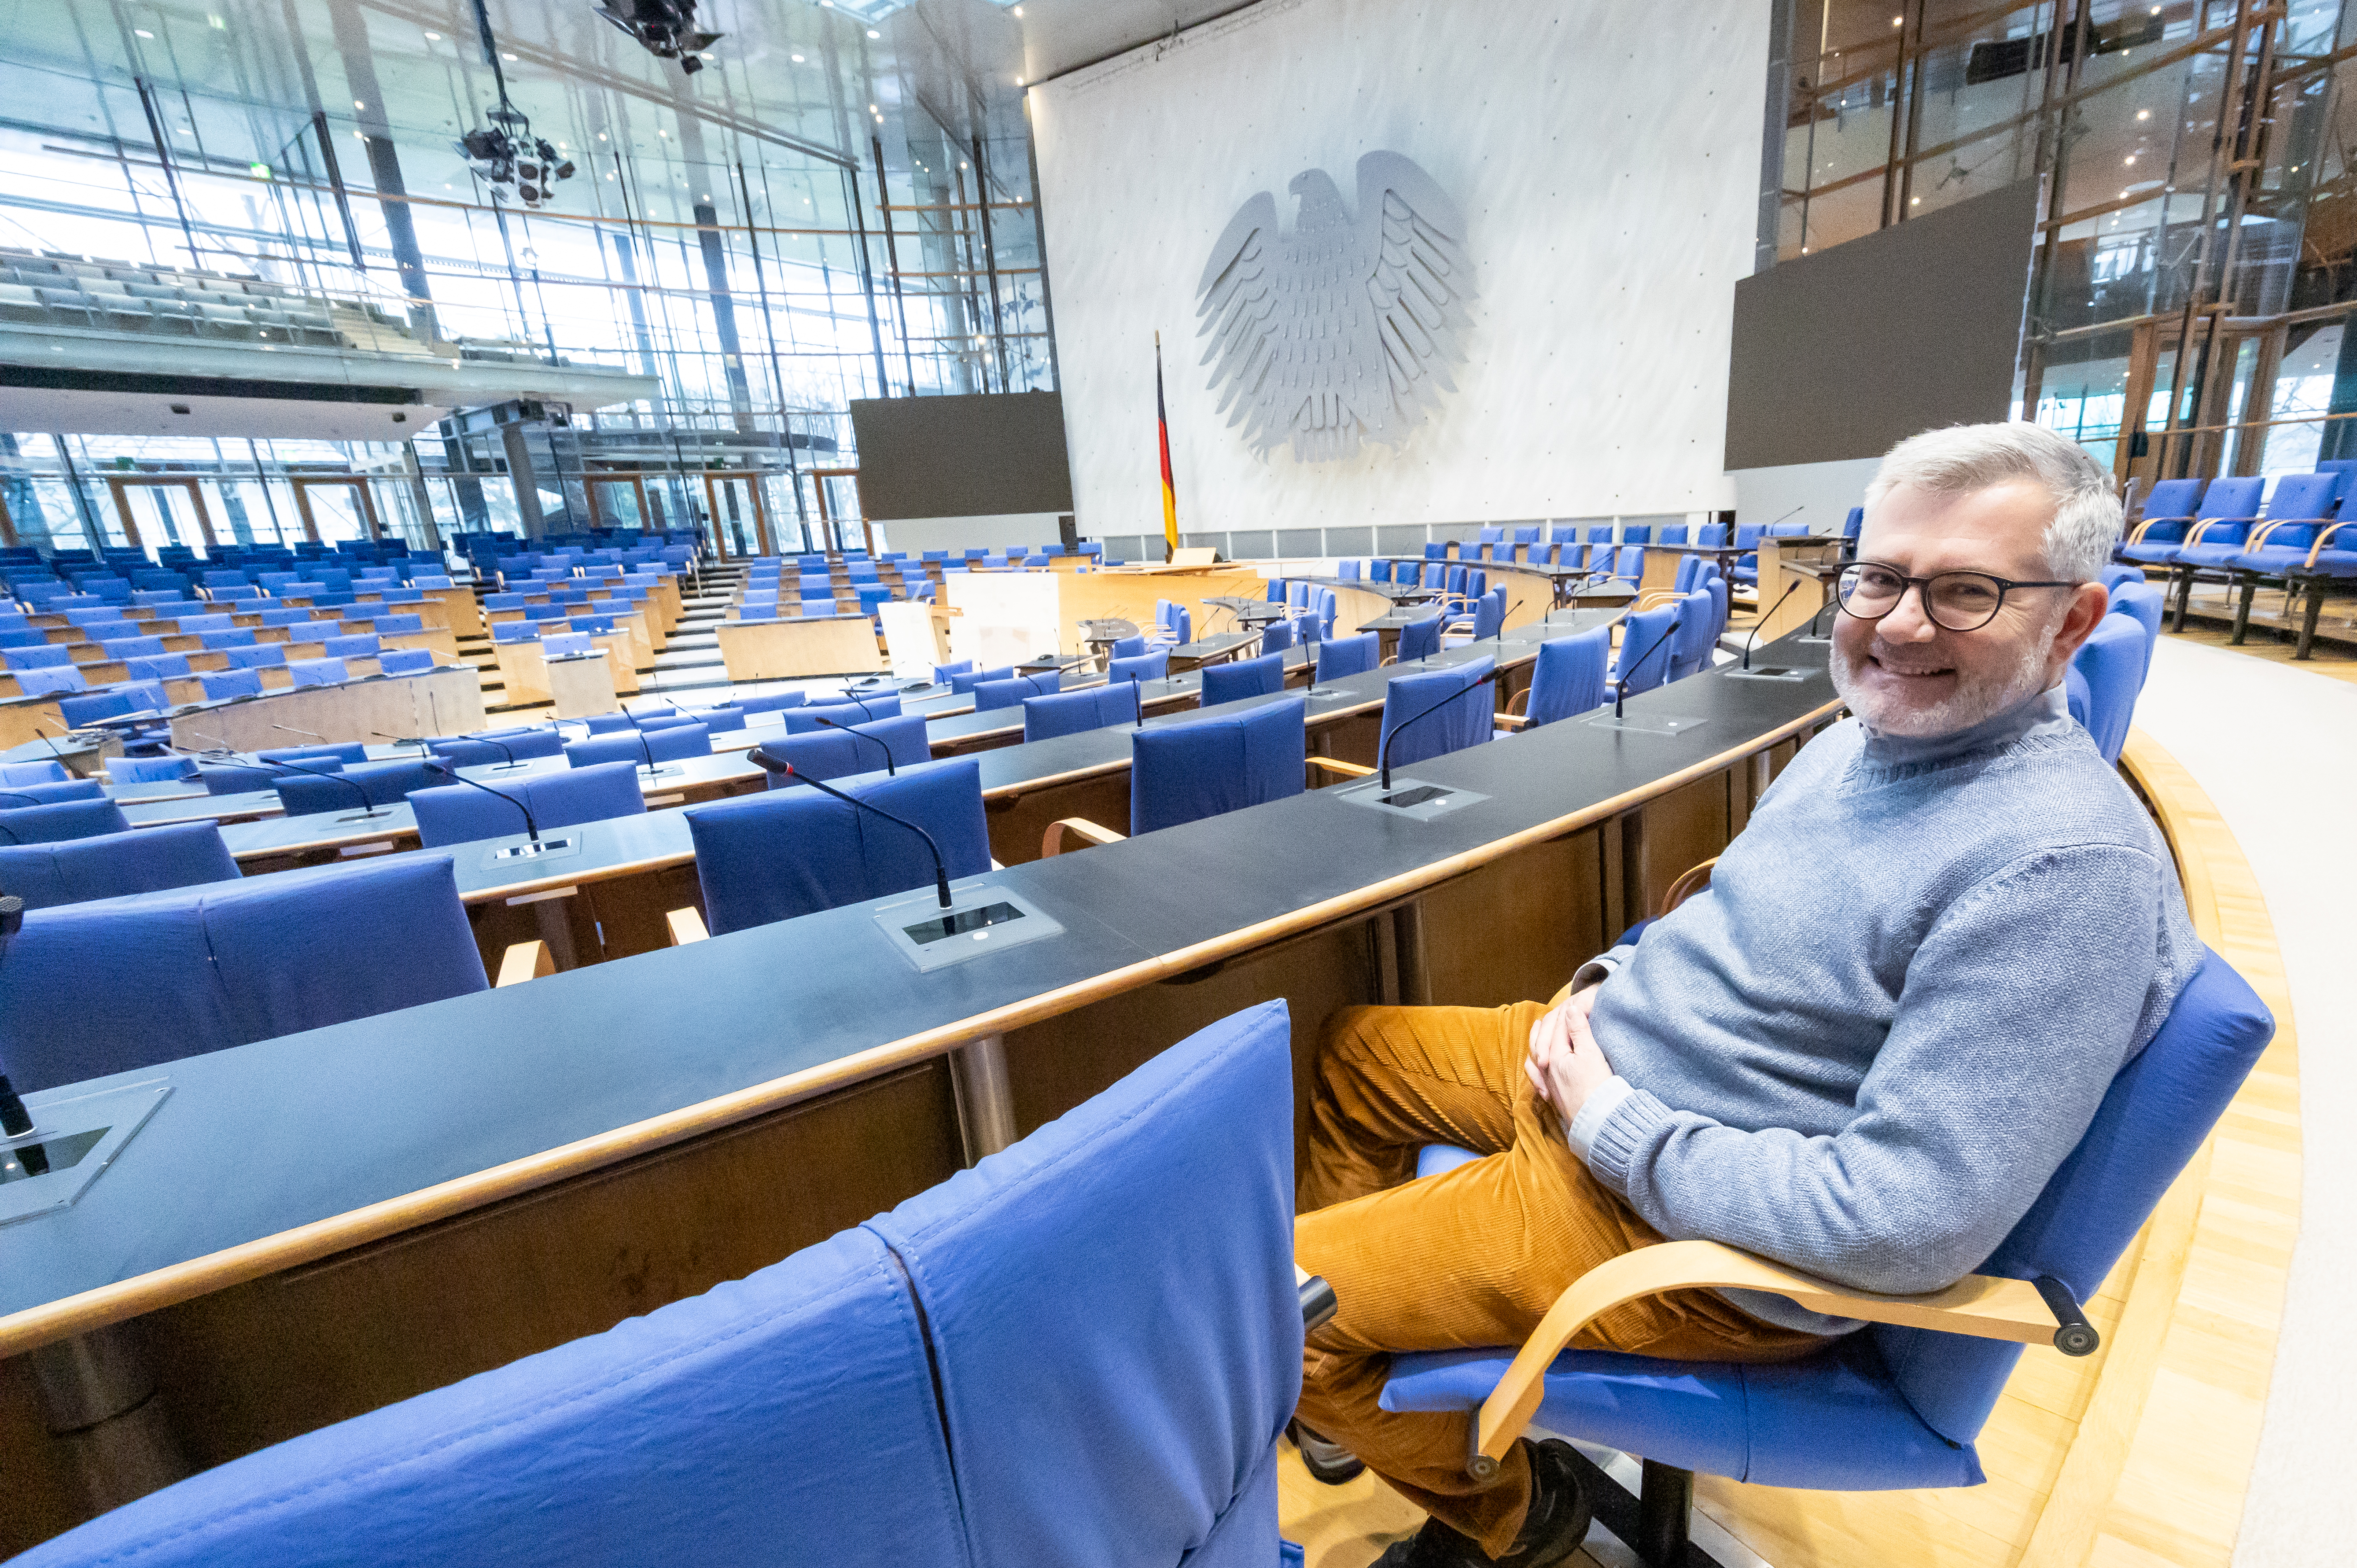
[1834,561,2079,633]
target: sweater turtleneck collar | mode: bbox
[1856,681,2074,771]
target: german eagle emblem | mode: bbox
[1194,151,1473,464]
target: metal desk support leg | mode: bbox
[26,1325,191,1513]
[949,1033,1016,1164]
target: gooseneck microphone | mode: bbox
[748,745,952,910]
[423,760,539,843]
[1760,504,1806,532]
[270,723,326,743]
[814,716,897,776]
[1743,580,1804,670]
[1612,614,1686,722]
[834,692,882,721]
[1378,667,1499,791]
[29,721,73,767]
[630,725,661,780]
[372,730,432,758]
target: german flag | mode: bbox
[1156,332,1178,563]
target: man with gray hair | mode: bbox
[1292,422,2202,1568]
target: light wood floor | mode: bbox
[1278,731,2299,1568]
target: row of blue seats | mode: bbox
[2113,469,2357,627]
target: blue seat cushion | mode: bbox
[2116,540,2184,564]
[1382,1336,1982,1492]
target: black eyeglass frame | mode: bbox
[1833,560,2081,633]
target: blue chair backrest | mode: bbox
[1667,588,1718,681]
[1132,697,1306,835]
[0,761,68,787]
[1870,950,2270,1447]
[1843,505,1866,539]
[2098,564,2142,593]
[1525,627,1612,725]
[1023,684,1142,742]
[0,821,239,911]
[1696,523,1728,548]
[863,999,1296,1568]
[1108,650,1169,684]
[974,671,1060,713]
[275,759,442,816]
[289,657,347,688]
[1394,613,1445,664]
[1200,651,1286,705]
[1368,558,1395,582]
[1259,618,1295,654]
[126,653,192,683]
[784,695,906,732]
[1467,591,1506,642]
[565,724,712,768]
[1107,635,1149,660]
[2066,613,2146,763]
[1315,632,1378,681]
[226,644,287,670]
[2109,582,2165,652]
[0,856,488,1092]
[0,780,101,806]
[950,665,1017,696]
[756,716,932,787]
[410,761,646,848]
[424,728,562,767]
[1378,655,1495,770]
[199,669,265,701]
[5,643,74,668]
[2199,477,2261,523]
[199,628,256,649]
[259,743,366,765]
[60,685,170,728]
[688,758,989,935]
[2136,477,2206,529]
[1610,605,1679,697]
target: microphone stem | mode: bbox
[1614,617,1683,721]
[1744,581,1803,670]
[1379,667,1497,790]
[425,763,538,841]
[763,753,952,909]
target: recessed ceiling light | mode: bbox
[135,27,153,37]
[1910,195,1920,204]
[868,28,880,37]
[424,30,440,40]
[1015,75,1025,85]
[598,133,608,140]
[354,99,366,109]
[792,53,805,61]
[1890,15,1901,25]
[1012,4,1022,12]
[503,51,518,60]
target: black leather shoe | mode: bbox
[1368,1439,1590,1567]
[1287,1418,1366,1484]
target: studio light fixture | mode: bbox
[457,0,576,208]
[593,0,722,73]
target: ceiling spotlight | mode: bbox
[867,28,880,37]
[458,5,576,212]
[134,27,154,37]
[594,0,722,74]
[792,52,805,61]
[425,29,441,39]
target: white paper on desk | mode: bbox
[746,710,788,729]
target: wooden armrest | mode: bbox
[2305,519,2357,566]
[1308,756,1375,779]
[2125,515,2190,545]
[1042,816,1126,856]
[1635,589,1680,610]
[666,906,710,945]
[1658,856,1717,916]
[1494,711,1530,731]
[1506,685,1533,715]
[1473,1238,2082,1466]
[496,940,556,986]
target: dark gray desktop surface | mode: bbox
[0,623,1828,1342]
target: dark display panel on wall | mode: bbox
[1725,180,2039,470]
[850,392,1075,519]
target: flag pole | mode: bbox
[1156,331,1178,566]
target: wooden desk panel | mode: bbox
[715,616,884,680]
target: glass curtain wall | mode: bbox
[1777,0,2357,494]
[0,0,1046,557]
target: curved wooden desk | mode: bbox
[0,621,1825,1553]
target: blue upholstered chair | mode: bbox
[1315,632,1378,682]
[13,665,87,698]
[2109,582,2165,675]
[2147,474,2272,629]
[409,761,647,848]
[274,759,442,817]
[124,653,192,684]
[2114,476,2212,566]
[0,798,130,845]
[1605,604,1679,702]
[0,780,102,805]
[2066,613,2148,764]
[784,695,905,732]
[225,644,287,671]
[1506,627,1612,729]
[198,668,265,701]
[1131,696,1307,836]
[1024,684,1142,742]
[1381,950,2271,1567]
[2219,472,2350,639]
[973,670,1060,713]
[0,761,70,787]
[566,724,712,769]
[1200,651,1286,705]
[1108,635,1149,661]
[947,665,1017,697]
[4,643,75,670]
[288,657,347,689]
[1108,649,1170,684]
[98,636,167,660]
[11,1001,1297,1568]
[1375,656,1495,772]
[0,855,488,1093]
[755,715,932,787]
[1259,618,1296,654]
[59,685,171,732]
[930,659,976,683]
[103,755,193,788]
[687,758,989,935]
[1665,588,1719,682]
[0,821,240,911]
[259,743,367,765]
[379,648,436,676]
[1392,613,1445,664]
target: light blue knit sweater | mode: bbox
[1566,684,2202,1332]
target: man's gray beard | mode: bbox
[1830,620,2059,739]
